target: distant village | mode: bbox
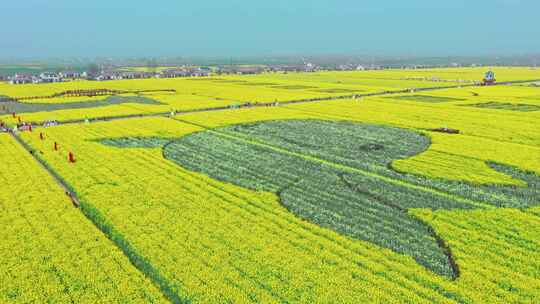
[0,62,378,85]
[1,61,524,85]
[3,66,213,85]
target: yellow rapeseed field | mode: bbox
[2,68,539,303]
[0,134,166,303]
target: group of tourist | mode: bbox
[0,119,60,133]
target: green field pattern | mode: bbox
[101,120,540,279]
[463,101,540,112]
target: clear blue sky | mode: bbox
[1,0,538,58]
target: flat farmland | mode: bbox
[1,68,539,303]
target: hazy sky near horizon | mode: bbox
[1,0,538,58]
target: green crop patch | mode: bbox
[388,95,466,103]
[463,102,540,112]
[101,120,540,279]
[270,85,318,90]
[0,95,163,114]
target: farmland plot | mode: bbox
[3,67,540,303]
[0,68,474,126]
[17,109,540,303]
[0,95,162,114]
[0,134,165,303]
